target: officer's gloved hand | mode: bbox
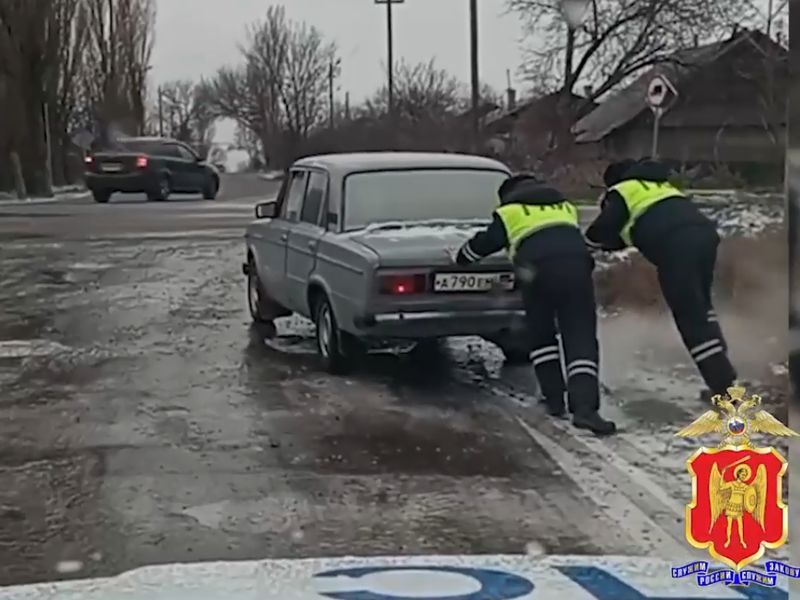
[447,245,461,264]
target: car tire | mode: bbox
[92,190,111,204]
[247,259,275,324]
[148,175,171,201]
[202,175,219,200]
[314,295,360,374]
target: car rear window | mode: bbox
[342,168,509,231]
[119,140,164,154]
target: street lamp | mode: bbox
[374,0,405,122]
[558,0,590,92]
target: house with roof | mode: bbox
[483,91,597,167]
[571,29,787,180]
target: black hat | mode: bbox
[603,159,637,187]
[499,173,540,198]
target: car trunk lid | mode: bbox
[348,221,511,268]
[88,152,148,174]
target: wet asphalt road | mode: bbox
[0,176,789,585]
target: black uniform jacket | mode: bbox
[456,179,589,266]
[584,160,717,264]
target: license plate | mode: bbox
[433,272,514,292]
[101,163,122,172]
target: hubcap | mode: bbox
[161,179,169,196]
[318,305,333,358]
[248,274,259,316]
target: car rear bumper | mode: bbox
[86,172,156,193]
[354,308,527,339]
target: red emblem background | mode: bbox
[686,447,787,569]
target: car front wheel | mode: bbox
[148,175,170,201]
[247,261,272,323]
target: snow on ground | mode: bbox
[0,185,89,204]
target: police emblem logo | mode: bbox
[675,385,798,576]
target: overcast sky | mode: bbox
[152,0,526,104]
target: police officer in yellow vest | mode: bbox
[455,174,617,436]
[586,159,737,400]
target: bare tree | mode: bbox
[0,0,59,195]
[160,79,216,153]
[82,0,155,141]
[508,0,760,100]
[366,59,465,121]
[49,0,91,185]
[206,5,337,167]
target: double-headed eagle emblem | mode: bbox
[677,385,797,568]
[676,385,797,448]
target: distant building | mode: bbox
[484,91,598,168]
[572,30,787,173]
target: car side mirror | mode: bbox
[255,200,277,219]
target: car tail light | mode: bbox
[135,155,148,168]
[84,155,93,165]
[379,274,427,295]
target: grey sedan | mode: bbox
[243,152,529,373]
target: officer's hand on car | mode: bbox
[447,245,461,264]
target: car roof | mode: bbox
[119,136,181,145]
[292,152,510,176]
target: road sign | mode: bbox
[645,75,678,110]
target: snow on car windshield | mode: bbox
[343,168,508,231]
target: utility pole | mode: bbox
[328,58,341,129]
[329,61,335,129]
[157,86,164,137]
[375,0,404,122]
[345,92,351,121]
[469,0,480,153]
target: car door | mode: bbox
[164,143,195,191]
[285,169,329,314]
[255,169,308,307]
[156,143,188,190]
[175,143,204,190]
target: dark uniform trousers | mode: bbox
[655,226,736,394]
[519,254,600,413]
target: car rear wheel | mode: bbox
[202,176,218,200]
[92,190,111,204]
[148,175,170,201]
[314,295,360,374]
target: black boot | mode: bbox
[543,392,567,418]
[545,400,567,418]
[573,411,617,436]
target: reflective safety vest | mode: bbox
[611,179,686,246]
[495,201,579,259]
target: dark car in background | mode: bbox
[84,136,220,203]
